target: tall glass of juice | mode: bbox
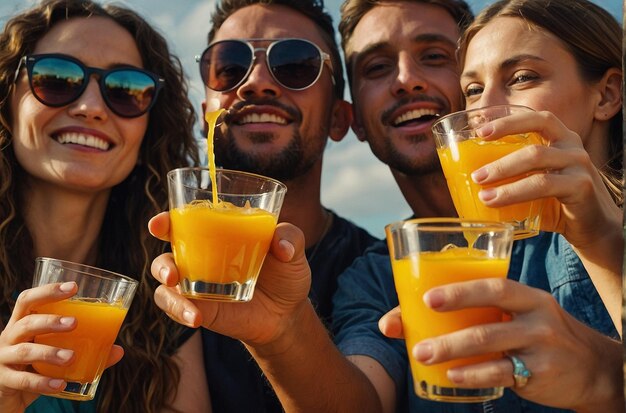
[31,257,138,401]
[385,218,513,402]
[432,104,548,239]
[167,167,287,302]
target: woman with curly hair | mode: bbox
[0,0,210,412]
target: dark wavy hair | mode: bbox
[207,0,345,98]
[0,0,200,412]
[457,0,623,206]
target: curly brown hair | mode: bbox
[0,0,200,412]
[457,0,623,206]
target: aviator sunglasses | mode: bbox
[197,38,335,92]
[14,53,164,118]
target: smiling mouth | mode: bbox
[54,133,111,151]
[236,113,289,125]
[393,109,440,127]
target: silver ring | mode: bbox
[506,354,531,388]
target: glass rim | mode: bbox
[385,218,514,233]
[167,167,287,192]
[35,257,138,285]
[431,104,534,137]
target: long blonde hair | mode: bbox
[0,0,200,411]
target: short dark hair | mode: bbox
[207,0,345,98]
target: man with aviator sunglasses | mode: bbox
[149,0,377,412]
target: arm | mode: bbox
[149,215,387,412]
[165,330,211,413]
[473,111,623,333]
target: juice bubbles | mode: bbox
[437,133,546,239]
[170,201,277,287]
[32,299,128,387]
[391,248,509,395]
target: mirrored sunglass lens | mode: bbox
[203,41,252,91]
[104,70,156,116]
[270,40,322,89]
[31,57,84,105]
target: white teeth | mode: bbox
[239,113,287,125]
[56,133,110,151]
[393,109,439,125]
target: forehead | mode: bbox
[214,4,327,47]
[346,2,460,57]
[463,17,571,72]
[33,17,142,67]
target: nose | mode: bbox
[236,51,282,100]
[391,51,429,97]
[67,77,108,121]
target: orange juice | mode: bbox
[391,248,509,390]
[170,201,277,285]
[31,299,128,383]
[437,133,545,239]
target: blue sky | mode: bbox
[1,0,621,237]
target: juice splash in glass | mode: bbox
[432,105,548,239]
[386,219,513,402]
[31,257,137,401]
[167,107,287,301]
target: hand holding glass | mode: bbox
[167,167,287,302]
[386,219,513,402]
[432,104,547,239]
[31,257,137,401]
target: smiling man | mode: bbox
[195,0,379,411]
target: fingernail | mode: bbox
[471,167,488,183]
[477,124,493,137]
[49,378,65,389]
[279,239,295,260]
[159,266,170,280]
[56,349,74,361]
[183,310,195,324]
[413,341,434,363]
[423,289,444,309]
[59,316,75,326]
[447,369,464,383]
[478,188,497,202]
[59,282,75,293]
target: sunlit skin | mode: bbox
[346,2,463,176]
[204,4,339,179]
[11,17,147,194]
[461,16,611,167]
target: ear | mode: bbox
[593,67,622,121]
[350,108,367,142]
[328,99,352,142]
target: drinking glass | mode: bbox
[386,218,513,402]
[31,257,138,401]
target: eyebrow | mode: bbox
[461,54,546,80]
[350,33,457,70]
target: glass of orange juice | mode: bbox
[31,257,138,401]
[167,167,287,301]
[432,104,547,239]
[385,218,513,402]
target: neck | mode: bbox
[22,179,110,265]
[391,168,457,218]
[277,162,330,249]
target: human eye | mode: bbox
[463,83,483,98]
[361,58,393,78]
[509,70,539,86]
[421,48,454,65]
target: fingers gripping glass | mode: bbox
[197,38,335,92]
[15,54,164,118]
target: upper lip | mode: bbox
[50,126,115,151]
[387,103,442,127]
[229,105,292,125]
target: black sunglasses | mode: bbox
[196,38,335,92]
[14,53,164,118]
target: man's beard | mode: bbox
[374,132,442,176]
[213,130,317,182]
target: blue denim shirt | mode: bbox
[333,232,616,413]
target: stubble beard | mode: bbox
[372,131,442,177]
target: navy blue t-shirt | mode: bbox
[202,210,379,413]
